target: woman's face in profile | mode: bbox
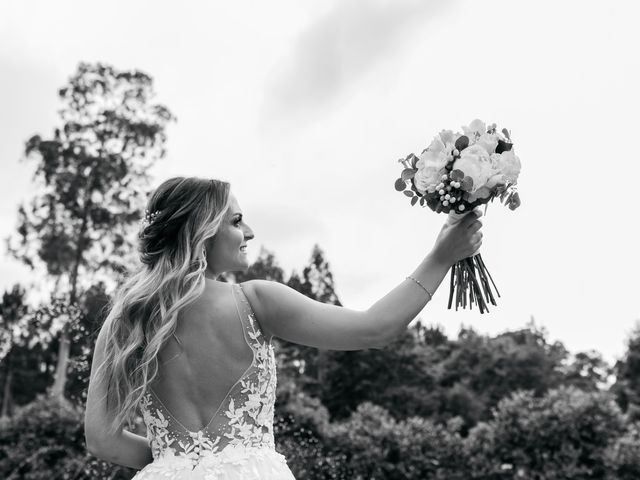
[205,192,254,275]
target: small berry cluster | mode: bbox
[435,175,466,211]
[436,148,469,213]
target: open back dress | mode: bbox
[131,283,296,479]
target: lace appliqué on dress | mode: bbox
[138,284,278,471]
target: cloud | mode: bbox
[263,0,451,126]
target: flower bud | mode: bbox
[443,200,449,206]
[459,204,465,211]
[439,189,445,195]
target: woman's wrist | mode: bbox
[408,252,451,299]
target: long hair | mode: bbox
[94,177,231,434]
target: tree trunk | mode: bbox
[1,355,13,418]
[50,325,70,401]
[50,188,91,402]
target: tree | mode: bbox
[232,246,285,283]
[0,285,30,418]
[282,245,341,398]
[563,350,611,392]
[612,323,640,420]
[6,62,174,401]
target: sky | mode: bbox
[1,0,639,363]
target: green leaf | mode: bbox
[410,196,419,206]
[403,190,414,197]
[394,178,406,191]
[455,135,469,151]
[461,176,474,191]
[401,168,417,181]
[450,169,464,181]
[496,139,513,154]
[419,197,426,206]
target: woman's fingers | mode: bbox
[468,220,483,233]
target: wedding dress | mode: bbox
[132,284,296,479]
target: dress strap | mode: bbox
[234,283,273,344]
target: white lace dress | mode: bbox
[132,284,296,479]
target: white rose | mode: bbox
[476,133,499,155]
[414,135,450,193]
[414,166,440,193]
[438,129,456,146]
[495,149,521,184]
[462,119,486,140]
[452,144,495,192]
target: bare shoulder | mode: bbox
[238,279,282,340]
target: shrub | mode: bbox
[0,396,133,480]
[465,386,626,479]
[604,422,640,479]
[327,402,468,479]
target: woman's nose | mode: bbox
[244,224,254,240]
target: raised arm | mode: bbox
[84,320,153,469]
[244,209,483,351]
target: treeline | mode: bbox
[1,62,639,479]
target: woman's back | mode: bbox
[134,282,291,477]
[149,281,256,431]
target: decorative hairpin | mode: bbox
[141,209,162,228]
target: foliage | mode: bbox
[465,387,627,479]
[604,422,640,479]
[274,383,348,479]
[326,402,467,479]
[0,396,133,480]
[233,246,285,283]
[612,323,640,420]
[0,285,31,417]
[6,61,174,400]
[562,349,611,392]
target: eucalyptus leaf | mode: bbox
[401,168,417,181]
[496,139,513,154]
[461,176,474,191]
[450,169,464,181]
[455,135,469,151]
[394,178,406,191]
[411,196,419,206]
[403,190,414,197]
[502,128,511,140]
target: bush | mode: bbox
[465,386,626,479]
[327,402,468,479]
[275,382,349,479]
[0,396,133,480]
[604,422,640,479]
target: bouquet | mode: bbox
[394,119,522,313]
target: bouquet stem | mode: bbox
[447,253,500,314]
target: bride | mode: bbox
[84,176,483,479]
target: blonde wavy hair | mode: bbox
[94,176,231,434]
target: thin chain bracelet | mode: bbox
[406,276,434,302]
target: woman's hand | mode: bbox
[430,208,484,266]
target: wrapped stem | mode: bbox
[446,211,500,314]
